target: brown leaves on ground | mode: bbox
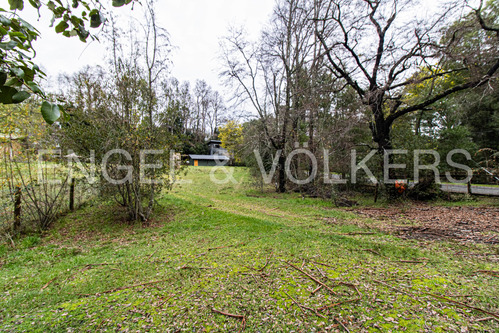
[348,204,498,244]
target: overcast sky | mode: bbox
[21,0,276,94]
[18,0,453,106]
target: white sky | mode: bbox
[20,0,276,94]
[17,0,451,105]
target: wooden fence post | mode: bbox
[467,180,472,195]
[69,178,75,211]
[13,186,21,232]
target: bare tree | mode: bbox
[221,0,320,192]
[314,0,498,159]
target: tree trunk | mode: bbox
[278,154,286,193]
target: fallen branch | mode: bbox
[312,260,335,269]
[283,291,307,316]
[147,250,158,261]
[157,294,174,308]
[373,279,424,304]
[211,308,246,332]
[284,261,337,295]
[340,232,375,236]
[312,285,323,294]
[313,263,327,278]
[284,291,326,319]
[397,260,424,264]
[211,308,245,319]
[317,297,359,311]
[41,276,57,291]
[243,254,271,273]
[317,281,362,312]
[334,317,351,332]
[362,249,384,257]
[474,270,499,277]
[257,257,270,272]
[424,292,499,320]
[336,281,362,298]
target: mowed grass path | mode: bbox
[0,167,498,331]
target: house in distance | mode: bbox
[188,140,229,166]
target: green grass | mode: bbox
[0,167,498,331]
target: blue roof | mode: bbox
[189,154,229,161]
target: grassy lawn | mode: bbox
[0,167,498,331]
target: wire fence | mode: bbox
[0,165,98,237]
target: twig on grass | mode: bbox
[147,249,158,261]
[283,291,326,319]
[362,249,384,257]
[424,292,499,320]
[312,285,323,294]
[474,270,499,277]
[316,281,362,312]
[40,276,57,291]
[283,291,307,316]
[157,294,174,308]
[476,317,497,322]
[312,260,335,269]
[284,261,338,295]
[340,232,375,236]
[334,317,351,332]
[312,263,327,278]
[211,308,246,332]
[372,279,424,304]
[257,256,270,272]
[243,254,271,273]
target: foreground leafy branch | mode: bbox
[0,0,137,123]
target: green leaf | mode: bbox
[20,67,34,82]
[0,86,18,104]
[8,0,24,10]
[89,10,102,28]
[76,26,89,42]
[12,90,30,103]
[9,31,26,39]
[55,20,69,33]
[5,77,22,87]
[0,15,12,26]
[47,1,55,11]
[28,0,41,9]
[27,81,43,94]
[112,0,131,7]
[10,67,24,79]
[0,41,18,50]
[41,101,61,124]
